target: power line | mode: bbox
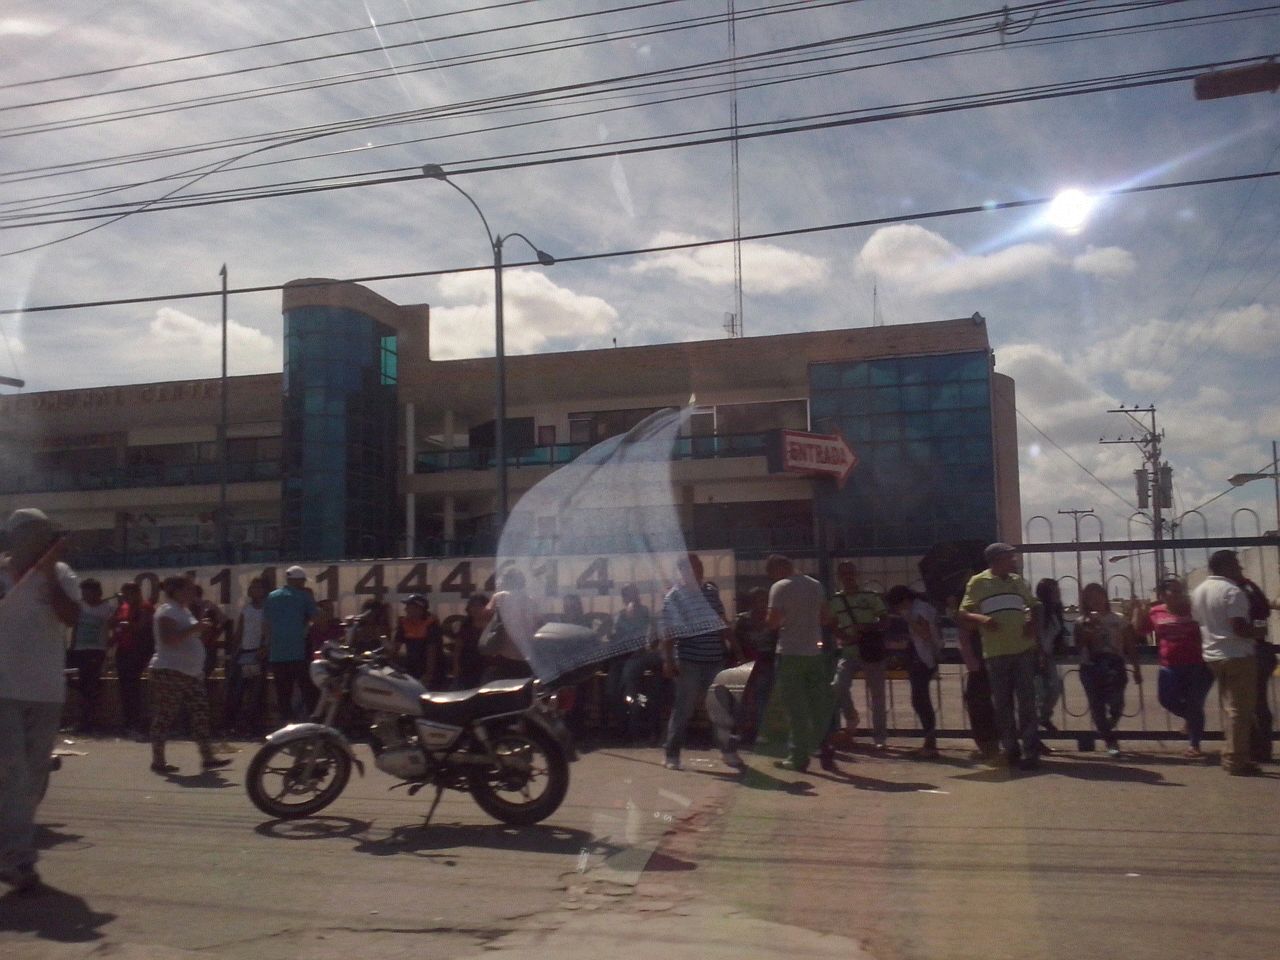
[0,0,1032,178]
[0,0,1232,143]
[0,0,541,90]
[1,0,1257,202]
[3,164,1277,316]
[1011,403,1138,512]
[1,58,1253,239]
[0,0,876,133]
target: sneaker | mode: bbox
[0,863,41,894]
[1106,744,1121,758]
[817,749,837,772]
[774,758,810,773]
[721,751,745,770]
[873,740,888,751]
[662,756,682,771]
[150,761,178,774]
[201,757,233,771]
[1184,747,1206,760]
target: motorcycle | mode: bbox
[245,617,578,826]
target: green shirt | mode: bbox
[829,590,886,659]
[960,570,1036,659]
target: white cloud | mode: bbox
[1123,368,1172,393]
[1072,246,1136,279]
[1204,304,1280,355]
[0,17,53,35]
[630,232,829,294]
[1259,407,1280,436]
[429,271,619,358]
[149,307,276,370]
[855,225,1060,296]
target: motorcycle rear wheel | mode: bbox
[246,736,351,819]
[469,724,569,826]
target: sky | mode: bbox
[1,0,1278,587]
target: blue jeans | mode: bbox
[1157,664,1215,749]
[907,660,938,747]
[986,648,1039,759]
[0,699,62,872]
[664,658,724,759]
[1033,655,1063,726]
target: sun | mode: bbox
[1045,188,1097,233]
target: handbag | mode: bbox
[478,609,508,657]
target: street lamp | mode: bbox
[421,164,555,532]
[1228,441,1280,557]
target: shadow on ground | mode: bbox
[0,883,115,943]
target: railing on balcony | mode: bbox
[76,546,283,571]
[0,460,282,495]
[415,430,774,474]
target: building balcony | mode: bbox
[415,430,775,474]
[0,460,282,496]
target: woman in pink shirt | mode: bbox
[1133,577,1214,759]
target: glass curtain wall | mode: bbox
[809,351,997,553]
[281,306,399,560]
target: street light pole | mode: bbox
[421,164,555,535]
[1228,440,1280,574]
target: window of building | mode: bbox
[566,407,660,445]
[809,350,997,551]
[715,399,808,434]
[537,425,556,446]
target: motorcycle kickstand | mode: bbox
[422,783,446,826]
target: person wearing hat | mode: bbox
[393,594,444,688]
[958,543,1042,770]
[263,565,318,723]
[0,508,80,893]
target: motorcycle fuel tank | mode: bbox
[352,664,427,715]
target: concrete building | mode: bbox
[0,280,1021,583]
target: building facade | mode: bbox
[0,281,1020,585]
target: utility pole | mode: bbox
[218,264,229,566]
[1057,508,1095,599]
[1101,405,1171,578]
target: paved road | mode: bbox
[3,734,1278,959]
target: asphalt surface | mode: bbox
[3,732,1279,960]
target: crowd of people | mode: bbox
[2,500,1277,894]
[672,543,1279,779]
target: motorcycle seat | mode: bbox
[419,678,535,725]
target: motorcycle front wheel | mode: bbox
[469,723,569,826]
[246,736,351,819]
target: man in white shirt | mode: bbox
[0,508,80,893]
[1191,550,1267,776]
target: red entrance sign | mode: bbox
[781,430,858,488]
